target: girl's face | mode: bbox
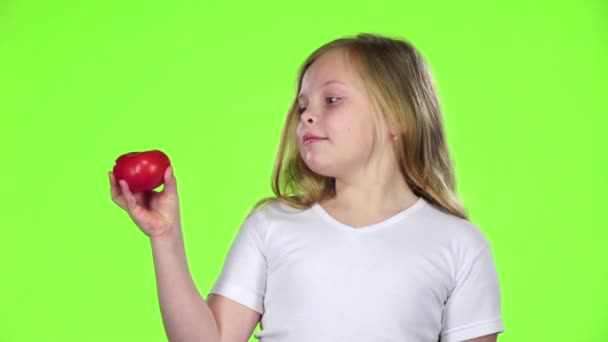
[296,48,393,178]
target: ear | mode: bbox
[389,125,404,138]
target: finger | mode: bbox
[109,172,119,196]
[119,180,137,212]
[133,191,148,206]
[109,172,126,207]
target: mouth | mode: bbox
[303,135,328,145]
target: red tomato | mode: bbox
[113,150,171,192]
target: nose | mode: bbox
[300,109,316,125]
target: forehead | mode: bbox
[299,49,362,94]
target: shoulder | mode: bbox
[417,202,500,285]
[247,199,309,221]
[242,199,311,234]
[418,200,492,252]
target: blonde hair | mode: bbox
[250,33,469,220]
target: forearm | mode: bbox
[150,230,220,342]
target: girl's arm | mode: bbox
[466,333,498,342]
[150,231,261,342]
[150,232,221,342]
[207,294,262,342]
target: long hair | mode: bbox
[249,33,469,220]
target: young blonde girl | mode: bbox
[110,33,504,342]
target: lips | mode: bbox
[303,134,328,145]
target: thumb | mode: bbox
[163,165,177,193]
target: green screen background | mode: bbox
[1,0,606,341]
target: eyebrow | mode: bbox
[297,80,346,102]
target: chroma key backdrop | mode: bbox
[1,0,606,341]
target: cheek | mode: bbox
[333,118,373,145]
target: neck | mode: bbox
[322,167,419,213]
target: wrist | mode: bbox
[150,227,184,251]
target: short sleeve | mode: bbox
[208,211,267,315]
[440,244,504,342]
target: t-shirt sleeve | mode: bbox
[208,211,267,315]
[440,244,504,342]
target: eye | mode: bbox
[326,96,340,105]
[298,97,340,115]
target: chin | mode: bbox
[304,161,338,178]
[299,150,341,177]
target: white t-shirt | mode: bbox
[209,197,504,341]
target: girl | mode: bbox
[110,33,504,342]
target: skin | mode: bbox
[467,335,498,342]
[295,47,419,227]
[295,48,498,342]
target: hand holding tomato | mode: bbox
[109,150,181,238]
